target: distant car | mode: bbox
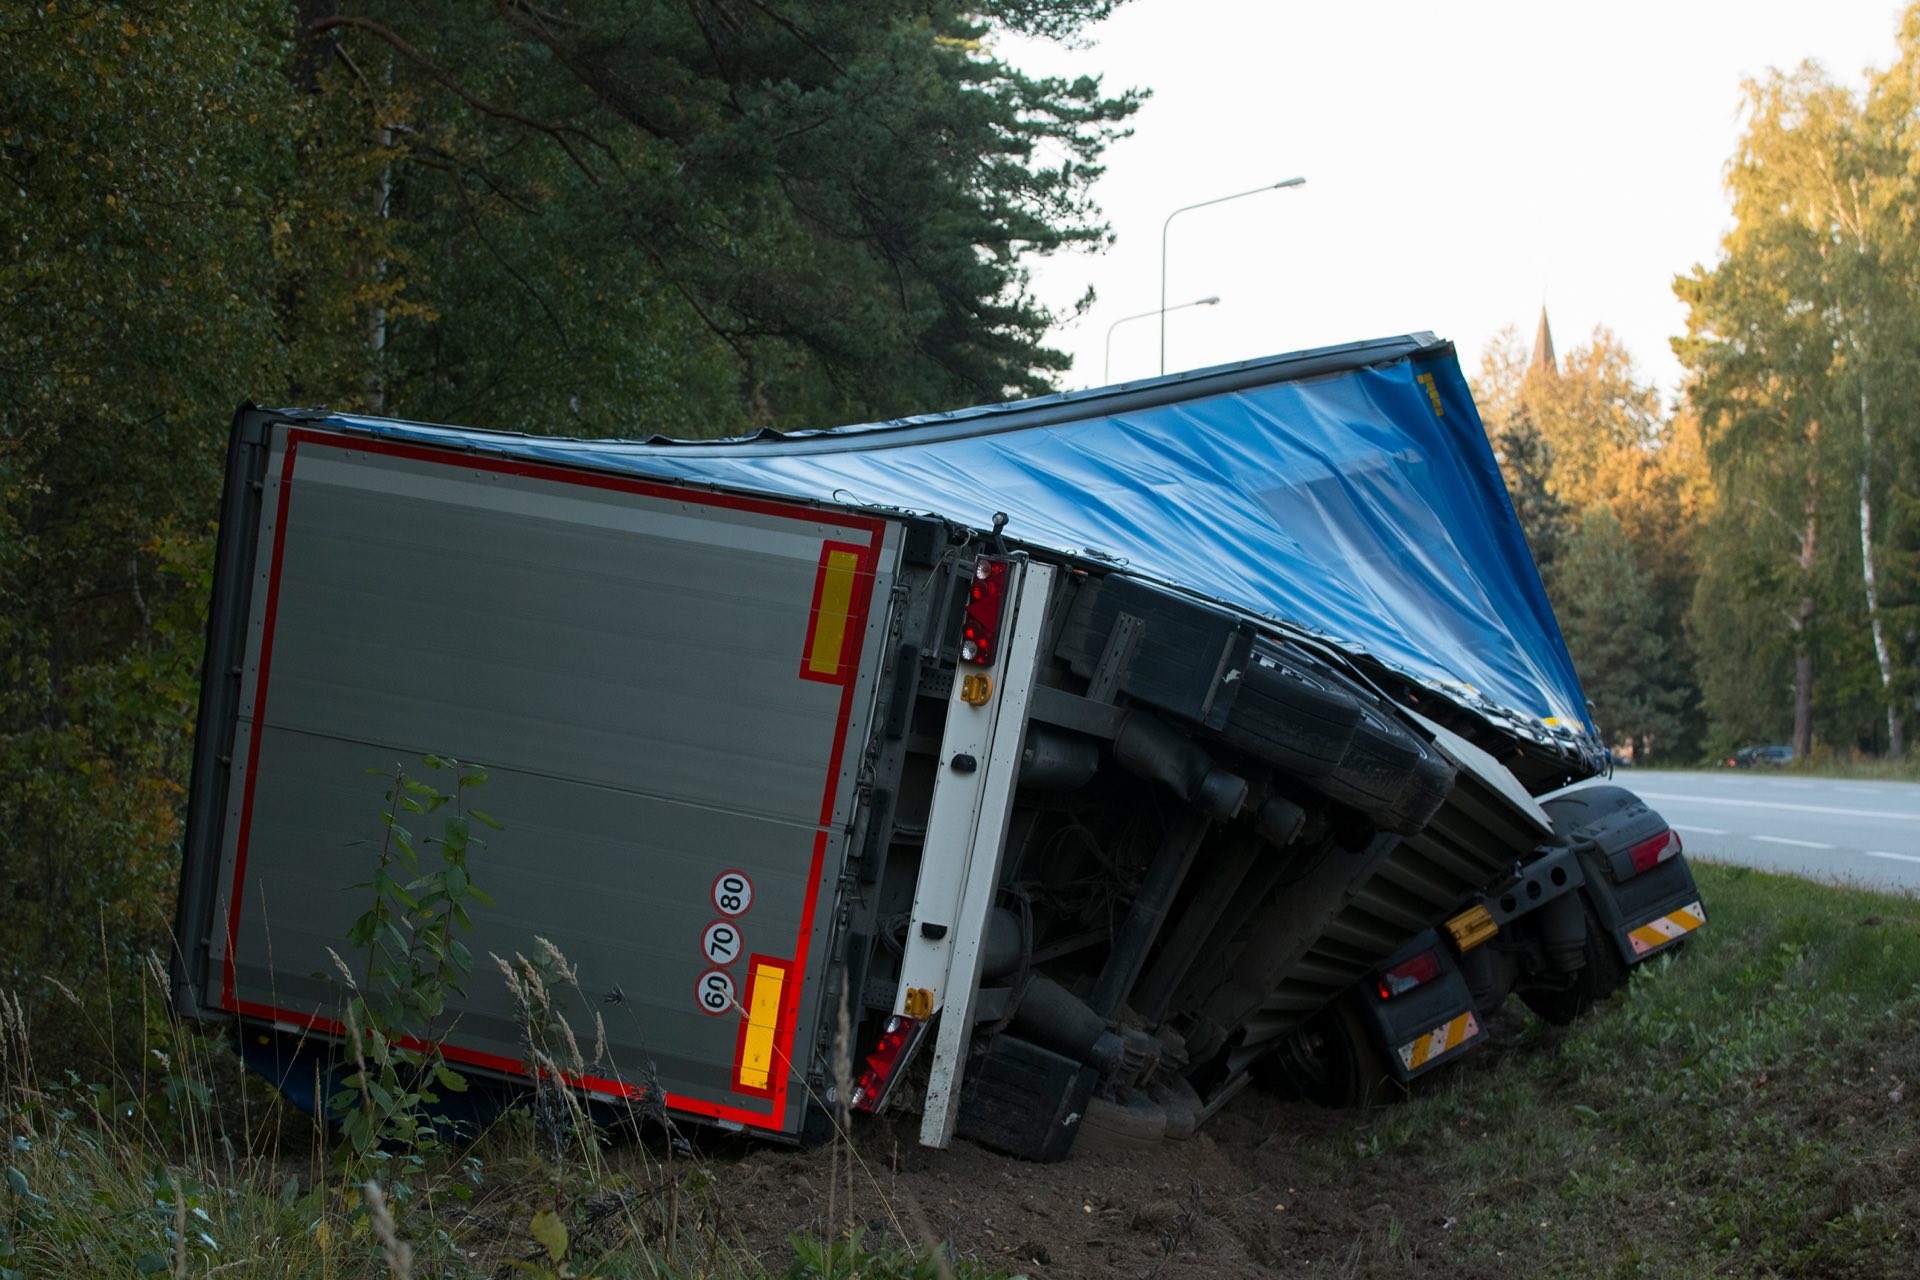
[1731,744,1794,768]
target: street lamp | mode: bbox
[1160,176,1306,374]
[1105,296,1221,383]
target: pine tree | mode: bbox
[1558,507,1683,759]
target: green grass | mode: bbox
[1685,750,1920,782]
[0,979,998,1280]
[1328,861,1920,1277]
[8,861,1920,1277]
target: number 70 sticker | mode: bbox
[702,920,743,966]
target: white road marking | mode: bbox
[1671,824,1728,835]
[1632,791,1920,822]
[1866,851,1920,865]
[1751,835,1834,849]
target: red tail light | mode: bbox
[1627,828,1682,875]
[1377,950,1441,1001]
[849,1014,926,1112]
[960,559,1011,666]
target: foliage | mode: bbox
[0,0,292,1006]
[331,757,498,1158]
[0,0,1138,992]
[1677,11,1920,757]
[303,1,1142,432]
[1474,326,1706,759]
[1555,506,1685,753]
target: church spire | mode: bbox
[1530,307,1557,377]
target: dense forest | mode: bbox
[1475,9,1920,772]
[5,0,1920,990]
[0,0,1138,983]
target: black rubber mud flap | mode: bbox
[955,1034,1097,1163]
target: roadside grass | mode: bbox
[1327,860,1920,1277]
[10,860,1920,1277]
[1688,751,1920,782]
[0,970,998,1280]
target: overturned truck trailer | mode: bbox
[173,333,1705,1159]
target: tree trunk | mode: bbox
[1792,596,1815,761]
[1792,425,1819,760]
[1855,372,1903,756]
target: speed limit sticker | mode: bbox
[701,919,744,966]
[696,968,736,1016]
[712,870,754,917]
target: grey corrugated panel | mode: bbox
[1337,883,1435,937]
[1256,986,1344,1016]
[1317,912,1414,956]
[1296,934,1380,969]
[219,435,898,1137]
[1392,839,1493,891]
[1285,955,1365,991]
[1368,854,1470,910]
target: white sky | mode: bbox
[1001,1,1907,408]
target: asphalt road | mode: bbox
[1566,768,1920,894]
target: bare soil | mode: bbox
[717,1087,1438,1279]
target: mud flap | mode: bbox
[1354,930,1485,1084]
[1586,851,1706,966]
[954,1035,1097,1163]
[1545,785,1709,968]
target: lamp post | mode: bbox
[1160,176,1305,374]
[1105,296,1220,383]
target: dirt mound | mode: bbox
[717,1089,1438,1279]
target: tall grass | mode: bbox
[0,944,993,1279]
[1335,862,1920,1277]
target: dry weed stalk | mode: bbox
[364,1178,415,1279]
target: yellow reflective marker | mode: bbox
[736,961,787,1092]
[1397,1010,1480,1072]
[1628,900,1706,957]
[1416,372,1444,416]
[902,986,933,1019]
[806,549,861,678]
[960,673,993,706]
[1444,903,1498,952]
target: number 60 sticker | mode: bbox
[712,869,753,917]
[696,968,736,1016]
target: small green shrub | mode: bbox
[331,756,500,1159]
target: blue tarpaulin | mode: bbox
[326,334,1592,740]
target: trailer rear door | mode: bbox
[185,421,900,1137]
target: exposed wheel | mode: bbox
[1518,897,1629,1025]
[1305,697,1455,835]
[1221,648,1363,777]
[1260,998,1395,1108]
[1071,1093,1168,1155]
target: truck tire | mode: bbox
[1518,896,1629,1025]
[1259,999,1395,1108]
[1071,1094,1168,1155]
[1307,698,1452,834]
[1221,653,1363,777]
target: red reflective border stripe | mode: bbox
[221,437,301,1012]
[729,954,792,1100]
[220,427,883,1134]
[798,541,877,686]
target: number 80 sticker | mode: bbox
[712,870,753,917]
